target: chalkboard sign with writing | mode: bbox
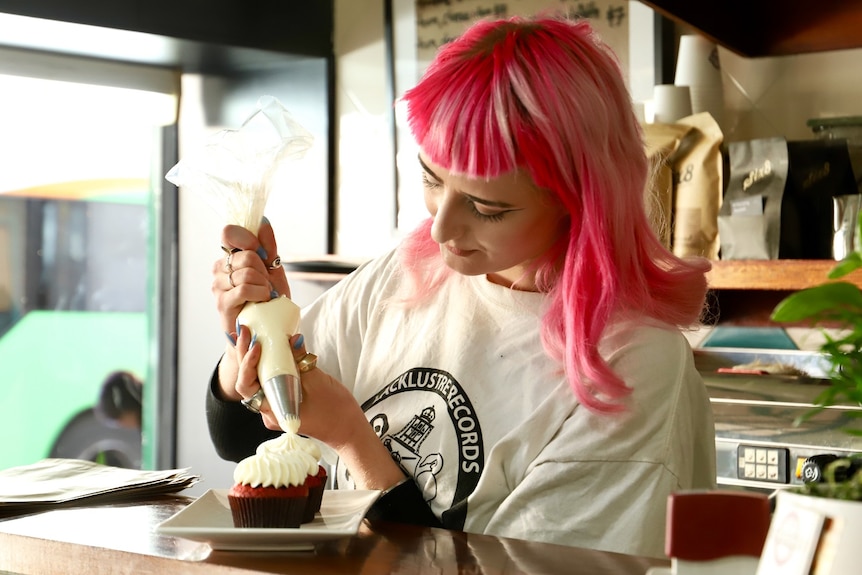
[415,0,629,76]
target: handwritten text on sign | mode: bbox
[415,0,629,74]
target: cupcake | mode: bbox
[228,481,308,528]
[302,464,328,523]
[228,433,322,528]
[258,432,328,523]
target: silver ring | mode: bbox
[297,352,318,373]
[241,388,266,414]
[222,247,240,273]
[228,270,237,288]
[268,256,282,271]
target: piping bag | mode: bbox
[165,96,314,432]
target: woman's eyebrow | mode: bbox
[418,155,439,180]
[464,193,516,209]
[418,155,517,209]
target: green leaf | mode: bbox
[771,282,862,322]
[829,253,862,279]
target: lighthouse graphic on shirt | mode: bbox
[333,367,485,530]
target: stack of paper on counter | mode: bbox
[0,458,199,516]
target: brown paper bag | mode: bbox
[643,122,693,249]
[670,112,724,259]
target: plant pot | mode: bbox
[762,489,862,574]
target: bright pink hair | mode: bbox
[398,16,710,413]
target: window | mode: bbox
[0,55,176,471]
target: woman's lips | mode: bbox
[445,244,474,257]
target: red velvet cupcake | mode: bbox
[228,483,309,528]
[228,432,325,528]
[302,465,329,523]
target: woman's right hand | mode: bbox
[212,220,290,401]
[212,222,290,334]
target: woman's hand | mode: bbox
[233,331,407,491]
[212,219,290,401]
[212,221,290,334]
[233,330,365,444]
[288,335,408,491]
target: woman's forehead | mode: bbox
[420,152,552,206]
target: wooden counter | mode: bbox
[0,496,669,575]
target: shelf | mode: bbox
[282,255,365,283]
[706,260,862,291]
[641,0,862,57]
[702,261,862,326]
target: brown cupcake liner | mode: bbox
[303,483,325,524]
[228,494,308,528]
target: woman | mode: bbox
[207,15,715,558]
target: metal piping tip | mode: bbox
[262,374,302,433]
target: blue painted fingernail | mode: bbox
[293,334,304,349]
[256,246,268,260]
[262,216,270,225]
[225,332,237,346]
[235,318,240,336]
[270,289,279,300]
[250,333,258,348]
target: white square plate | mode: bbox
[155,489,381,551]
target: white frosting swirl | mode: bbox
[233,432,321,488]
[257,432,322,460]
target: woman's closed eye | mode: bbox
[465,197,507,222]
[423,173,510,222]
[422,172,442,190]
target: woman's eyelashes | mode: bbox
[465,197,507,221]
[422,173,508,222]
[421,172,441,190]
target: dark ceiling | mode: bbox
[0,0,334,74]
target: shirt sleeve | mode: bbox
[205,358,280,462]
[484,459,677,558]
[365,476,444,528]
[478,324,715,559]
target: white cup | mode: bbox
[652,84,692,124]
[675,34,725,126]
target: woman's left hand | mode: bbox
[234,329,366,445]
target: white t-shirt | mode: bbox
[301,249,715,558]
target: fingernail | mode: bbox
[250,333,258,348]
[256,246,268,260]
[293,334,304,349]
[270,289,279,300]
[262,216,270,225]
[225,332,237,346]
[235,318,241,336]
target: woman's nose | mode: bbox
[429,193,463,244]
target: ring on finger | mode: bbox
[241,388,266,414]
[228,270,237,288]
[224,249,239,273]
[221,246,241,255]
[297,352,318,373]
[268,256,282,271]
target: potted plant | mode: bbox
[764,214,862,573]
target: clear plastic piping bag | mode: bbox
[165,95,313,430]
[165,95,313,234]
